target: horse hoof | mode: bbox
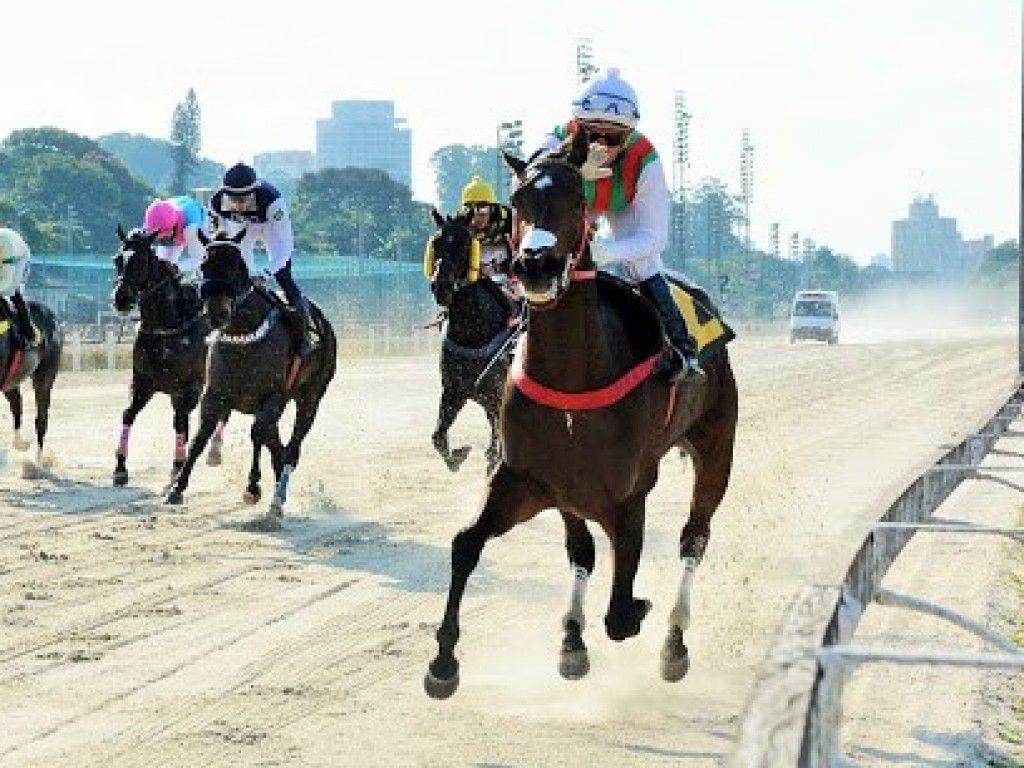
[559,649,590,680]
[243,487,261,504]
[423,669,460,700]
[165,489,184,505]
[113,470,129,487]
[660,627,690,682]
[605,598,653,642]
[206,447,222,467]
[268,500,284,518]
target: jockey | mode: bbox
[0,227,36,351]
[537,66,702,381]
[209,162,312,354]
[143,196,208,276]
[456,176,523,315]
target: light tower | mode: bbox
[496,120,524,203]
[576,38,597,84]
[770,222,780,259]
[739,128,754,253]
[671,90,692,269]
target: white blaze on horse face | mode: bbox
[518,228,557,254]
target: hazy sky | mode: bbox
[4,0,1018,264]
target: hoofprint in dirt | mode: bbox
[0,334,1018,767]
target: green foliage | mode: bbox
[99,132,224,191]
[0,127,154,252]
[168,89,202,195]
[430,145,501,213]
[291,166,433,260]
[973,240,1019,287]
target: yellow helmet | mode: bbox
[460,175,497,205]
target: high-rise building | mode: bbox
[254,150,315,186]
[316,100,411,189]
[891,195,963,279]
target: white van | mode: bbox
[789,290,840,344]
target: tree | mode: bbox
[429,145,499,213]
[168,89,202,195]
[973,240,1019,287]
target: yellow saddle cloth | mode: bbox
[666,275,736,362]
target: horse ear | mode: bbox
[567,127,589,168]
[503,151,527,180]
[198,229,209,247]
[117,223,127,242]
[232,228,246,244]
[431,207,444,227]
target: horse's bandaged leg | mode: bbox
[116,425,131,456]
[668,556,699,631]
[563,564,589,631]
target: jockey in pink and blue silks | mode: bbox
[535,67,703,382]
[143,196,208,276]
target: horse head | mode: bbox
[112,224,162,312]
[425,208,480,308]
[505,128,590,309]
[198,228,249,329]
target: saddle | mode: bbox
[256,286,319,356]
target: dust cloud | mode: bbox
[838,283,1017,345]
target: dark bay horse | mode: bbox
[424,129,739,698]
[426,208,519,474]
[1,297,61,462]
[164,230,337,528]
[112,226,225,486]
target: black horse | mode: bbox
[424,128,739,698]
[1,296,61,462]
[164,229,337,528]
[426,209,519,474]
[111,226,225,486]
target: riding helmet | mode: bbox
[222,162,259,194]
[572,66,640,129]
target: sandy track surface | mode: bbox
[0,331,1018,767]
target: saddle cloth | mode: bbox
[666,275,736,363]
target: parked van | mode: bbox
[789,290,840,344]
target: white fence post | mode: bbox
[70,330,82,372]
[105,328,116,370]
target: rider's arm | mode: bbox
[264,197,295,275]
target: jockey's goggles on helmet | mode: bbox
[580,121,630,147]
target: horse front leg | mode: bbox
[169,389,200,485]
[559,512,595,680]
[663,422,735,682]
[164,395,226,505]
[432,387,470,472]
[251,394,287,526]
[425,463,547,699]
[206,415,228,466]
[113,379,154,486]
[604,494,652,643]
[4,388,28,451]
[482,396,502,476]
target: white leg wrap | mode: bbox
[668,556,699,630]
[563,564,589,630]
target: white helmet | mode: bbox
[571,66,640,129]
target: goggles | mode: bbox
[221,193,258,214]
[580,121,631,147]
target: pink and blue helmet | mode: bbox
[143,199,183,243]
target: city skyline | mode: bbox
[0,0,1017,266]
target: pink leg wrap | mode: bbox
[174,433,187,461]
[117,425,131,456]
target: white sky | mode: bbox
[3,0,1019,264]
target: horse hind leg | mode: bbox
[559,512,595,680]
[5,389,29,451]
[169,391,199,487]
[432,388,470,472]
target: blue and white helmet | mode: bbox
[571,66,640,129]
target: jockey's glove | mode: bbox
[581,143,613,180]
[589,237,616,266]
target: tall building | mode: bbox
[254,150,315,186]
[316,100,411,189]
[891,195,964,279]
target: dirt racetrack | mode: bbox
[0,328,1019,767]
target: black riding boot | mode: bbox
[10,292,36,351]
[273,264,313,356]
[639,274,703,382]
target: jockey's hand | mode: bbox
[590,237,616,267]
[581,143,613,180]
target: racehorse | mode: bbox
[0,297,61,463]
[111,225,225,486]
[425,208,519,474]
[164,229,337,528]
[424,128,739,698]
